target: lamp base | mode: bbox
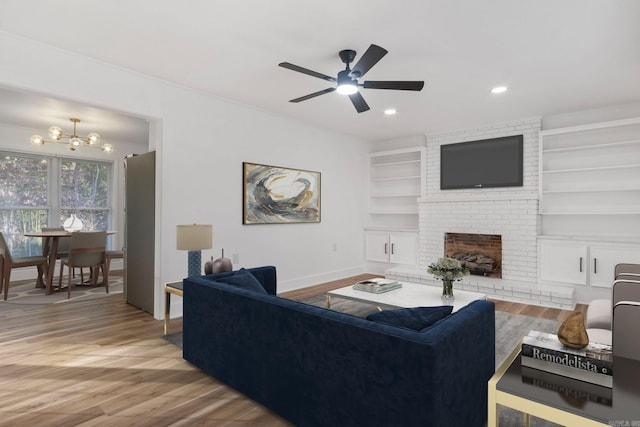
[187,250,202,277]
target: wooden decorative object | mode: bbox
[557,311,589,349]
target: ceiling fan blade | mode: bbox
[279,62,336,82]
[350,44,388,78]
[363,81,425,91]
[348,92,370,113]
[289,87,336,103]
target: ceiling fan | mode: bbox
[278,44,424,113]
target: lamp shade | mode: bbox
[176,224,213,251]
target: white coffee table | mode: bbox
[326,281,486,313]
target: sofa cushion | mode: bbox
[218,268,267,294]
[366,305,453,331]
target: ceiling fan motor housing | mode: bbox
[338,49,357,65]
[337,69,357,86]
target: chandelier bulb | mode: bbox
[87,133,101,145]
[48,126,63,140]
[101,143,114,153]
[30,135,45,145]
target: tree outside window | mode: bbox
[0,152,112,257]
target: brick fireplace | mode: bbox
[418,118,541,284]
[385,118,575,309]
[444,232,502,278]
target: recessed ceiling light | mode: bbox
[384,108,397,115]
[491,86,508,94]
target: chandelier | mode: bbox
[30,117,114,153]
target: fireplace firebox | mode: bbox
[444,233,502,278]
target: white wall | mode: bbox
[0,32,369,318]
[542,101,640,130]
[369,134,426,153]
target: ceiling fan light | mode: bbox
[30,135,45,145]
[87,132,101,144]
[336,83,358,95]
[48,126,63,140]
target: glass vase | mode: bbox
[441,278,454,301]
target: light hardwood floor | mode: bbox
[0,273,586,425]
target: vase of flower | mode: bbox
[427,257,470,302]
[441,278,454,300]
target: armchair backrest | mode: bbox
[612,279,640,307]
[613,301,640,360]
[68,231,107,268]
[615,263,640,278]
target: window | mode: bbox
[0,152,113,257]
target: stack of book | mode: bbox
[521,330,613,388]
[353,278,402,294]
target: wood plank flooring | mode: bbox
[0,272,586,425]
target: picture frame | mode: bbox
[243,162,321,224]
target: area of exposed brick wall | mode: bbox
[419,118,541,283]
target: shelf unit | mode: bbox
[368,147,426,217]
[539,117,640,240]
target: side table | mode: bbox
[164,281,183,336]
[488,340,632,427]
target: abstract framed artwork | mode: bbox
[243,162,321,224]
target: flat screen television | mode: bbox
[440,135,523,190]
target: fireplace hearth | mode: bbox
[444,233,502,278]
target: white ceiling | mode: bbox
[1,0,639,141]
[0,86,150,144]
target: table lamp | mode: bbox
[176,224,213,277]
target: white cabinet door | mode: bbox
[390,232,418,265]
[590,245,640,288]
[366,231,390,263]
[539,240,588,285]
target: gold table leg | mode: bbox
[164,287,171,336]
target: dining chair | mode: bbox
[0,231,49,301]
[106,249,124,276]
[58,231,108,299]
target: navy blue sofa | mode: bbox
[183,266,495,427]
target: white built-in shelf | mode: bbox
[371,159,421,167]
[539,117,640,241]
[368,147,426,225]
[371,175,421,182]
[542,187,640,194]
[369,210,419,215]
[542,139,640,153]
[540,211,640,215]
[370,193,421,198]
[542,164,640,174]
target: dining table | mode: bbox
[23,230,116,295]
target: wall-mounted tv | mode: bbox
[440,135,523,190]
